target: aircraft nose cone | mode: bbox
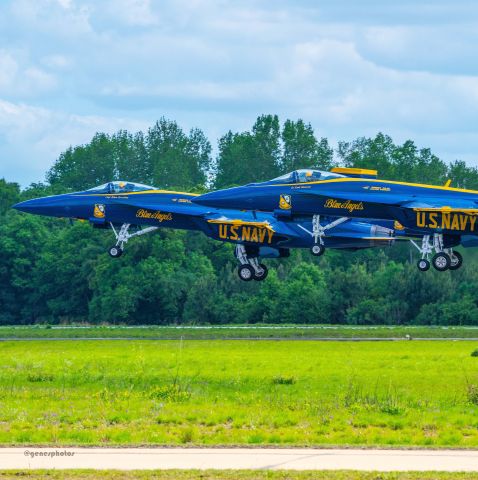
[194,187,251,209]
[12,198,42,213]
[12,194,74,217]
[193,191,221,207]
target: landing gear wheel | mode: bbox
[432,253,450,271]
[253,264,268,281]
[311,244,325,256]
[108,246,123,258]
[417,259,430,272]
[238,264,254,282]
[449,251,463,270]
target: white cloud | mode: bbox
[105,0,159,26]
[0,50,57,97]
[0,99,149,185]
[41,54,72,69]
[1,0,478,185]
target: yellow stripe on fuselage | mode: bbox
[75,190,200,197]
[260,177,478,195]
[413,207,478,214]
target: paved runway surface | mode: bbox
[2,448,478,471]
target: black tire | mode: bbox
[449,251,463,270]
[311,244,325,256]
[108,246,123,258]
[238,264,254,282]
[254,264,268,281]
[432,252,450,271]
[417,259,430,272]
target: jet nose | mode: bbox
[193,187,251,209]
[12,198,44,214]
[12,194,75,217]
[193,191,221,207]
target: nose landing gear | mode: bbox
[298,215,349,258]
[108,223,159,258]
[108,245,123,258]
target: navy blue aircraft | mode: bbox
[13,178,397,281]
[193,167,478,272]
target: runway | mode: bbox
[2,448,478,471]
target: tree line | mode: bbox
[2,115,478,325]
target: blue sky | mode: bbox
[1,0,478,186]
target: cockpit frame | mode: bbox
[86,181,156,194]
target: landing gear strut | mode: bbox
[108,223,159,258]
[298,215,349,257]
[235,245,268,282]
[411,234,462,272]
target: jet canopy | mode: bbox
[267,169,344,184]
[86,181,156,194]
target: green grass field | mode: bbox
[1,325,478,339]
[1,339,478,447]
[0,471,477,480]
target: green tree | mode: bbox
[113,130,152,184]
[32,222,104,322]
[0,179,20,216]
[448,160,478,190]
[215,115,281,188]
[281,119,333,172]
[146,118,211,190]
[47,133,115,190]
[0,212,49,324]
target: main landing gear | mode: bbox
[298,215,349,257]
[411,234,463,272]
[108,223,159,258]
[235,245,268,282]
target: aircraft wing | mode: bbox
[107,199,301,239]
[204,211,303,243]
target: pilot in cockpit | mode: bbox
[110,182,128,193]
[297,170,321,183]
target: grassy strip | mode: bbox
[2,340,478,446]
[1,471,478,480]
[1,325,478,339]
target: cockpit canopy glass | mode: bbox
[86,181,156,194]
[268,169,344,184]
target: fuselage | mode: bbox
[193,176,478,238]
[13,182,396,252]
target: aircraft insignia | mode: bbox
[279,194,292,210]
[94,204,106,218]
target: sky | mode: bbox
[1,0,478,186]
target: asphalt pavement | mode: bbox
[2,447,478,471]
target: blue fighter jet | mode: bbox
[13,178,397,281]
[193,167,478,272]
